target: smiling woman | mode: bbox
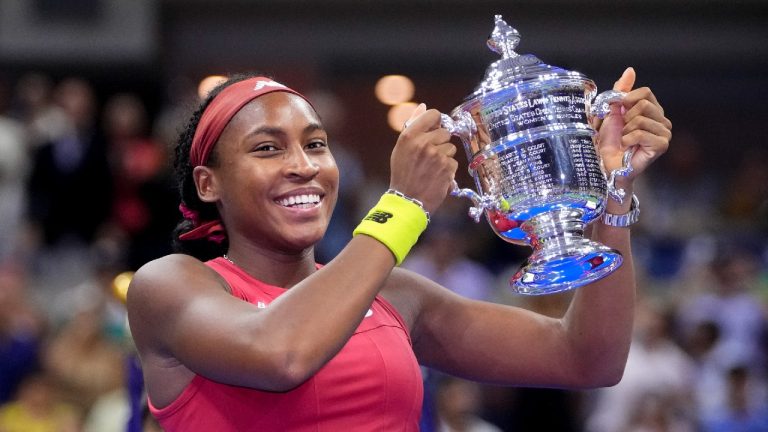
[170,75,336,255]
[126,70,671,431]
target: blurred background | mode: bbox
[0,0,766,431]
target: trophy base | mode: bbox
[509,209,623,295]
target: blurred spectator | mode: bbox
[0,78,30,264]
[42,306,125,415]
[27,76,113,248]
[25,77,114,296]
[683,320,729,423]
[720,147,768,235]
[701,365,768,432]
[676,245,767,372]
[11,72,70,149]
[623,391,695,432]
[435,376,502,432]
[58,252,137,432]
[47,240,128,333]
[0,264,46,404]
[102,92,176,270]
[585,297,696,432]
[675,245,768,426]
[0,373,80,432]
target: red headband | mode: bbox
[189,76,311,167]
[180,76,311,242]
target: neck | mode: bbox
[224,244,317,288]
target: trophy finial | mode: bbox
[487,15,520,59]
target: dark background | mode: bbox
[1,0,766,182]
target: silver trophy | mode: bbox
[441,15,633,295]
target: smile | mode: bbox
[276,194,322,209]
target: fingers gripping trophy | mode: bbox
[441,15,634,294]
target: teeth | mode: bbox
[277,194,321,207]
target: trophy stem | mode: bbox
[510,209,623,295]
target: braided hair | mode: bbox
[171,73,261,260]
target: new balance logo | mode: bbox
[365,211,393,224]
[253,80,287,91]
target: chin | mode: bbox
[279,226,328,252]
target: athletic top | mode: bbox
[149,257,423,431]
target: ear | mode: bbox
[193,166,220,203]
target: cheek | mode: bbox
[320,161,340,213]
[319,157,340,189]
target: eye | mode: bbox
[252,143,279,153]
[306,140,328,151]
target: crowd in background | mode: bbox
[0,71,766,432]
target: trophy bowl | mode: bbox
[442,15,632,295]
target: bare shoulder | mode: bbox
[129,254,216,306]
[126,254,228,351]
[130,253,213,283]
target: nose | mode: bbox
[284,147,320,180]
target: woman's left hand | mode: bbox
[595,67,672,180]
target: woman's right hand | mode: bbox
[389,103,458,214]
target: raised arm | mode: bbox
[560,67,671,385]
[401,68,671,389]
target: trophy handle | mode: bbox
[606,148,635,204]
[440,112,499,222]
[589,90,635,204]
[440,112,476,141]
[589,90,626,119]
[450,179,499,223]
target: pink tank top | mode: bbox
[149,258,423,431]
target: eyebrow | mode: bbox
[303,123,325,134]
[246,122,325,139]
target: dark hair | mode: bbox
[171,73,263,260]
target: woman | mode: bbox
[127,69,671,430]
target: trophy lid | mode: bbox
[469,15,586,99]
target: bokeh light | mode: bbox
[112,271,135,304]
[375,75,415,106]
[197,75,228,99]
